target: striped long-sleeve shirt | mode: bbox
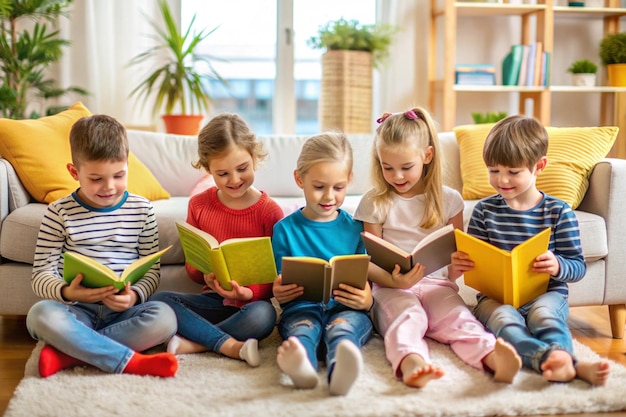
[467,192,586,300]
[31,190,161,304]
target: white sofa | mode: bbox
[1,129,626,338]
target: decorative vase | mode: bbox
[319,50,373,133]
[161,115,204,135]
[571,73,596,87]
[607,64,626,87]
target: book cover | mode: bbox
[533,41,543,86]
[526,43,537,87]
[502,44,523,86]
[361,224,457,275]
[62,245,172,290]
[175,220,277,290]
[517,45,530,86]
[281,254,370,303]
[455,228,551,308]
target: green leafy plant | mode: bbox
[567,59,598,74]
[0,0,88,119]
[471,111,507,124]
[307,18,397,68]
[127,0,227,117]
[599,32,626,65]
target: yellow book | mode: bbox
[361,224,456,275]
[62,246,172,290]
[175,220,277,291]
[455,228,551,308]
[281,254,371,303]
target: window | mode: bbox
[181,0,375,134]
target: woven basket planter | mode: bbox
[320,50,373,133]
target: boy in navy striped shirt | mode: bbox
[451,115,610,385]
[26,114,178,378]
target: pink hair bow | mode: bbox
[404,110,418,120]
[376,112,392,124]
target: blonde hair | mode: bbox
[193,113,267,172]
[483,115,548,170]
[369,107,444,229]
[296,131,353,179]
[70,114,128,166]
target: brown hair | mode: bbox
[483,115,548,170]
[69,114,128,166]
[193,113,266,172]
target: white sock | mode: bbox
[277,336,318,389]
[239,339,260,367]
[329,340,362,396]
[166,335,182,354]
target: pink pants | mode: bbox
[372,277,495,379]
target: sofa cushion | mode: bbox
[0,102,170,203]
[453,124,618,209]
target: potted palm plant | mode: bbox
[127,0,226,135]
[567,59,598,86]
[0,0,88,119]
[599,32,626,87]
[308,18,396,133]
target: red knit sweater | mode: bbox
[185,187,284,307]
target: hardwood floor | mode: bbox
[1,306,626,416]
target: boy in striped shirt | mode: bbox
[26,114,178,378]
[451,115,610,386]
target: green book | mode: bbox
[62,246,171,290]
[502,44,524,86]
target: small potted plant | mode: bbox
[471,111,507,124]
[599,32,626,87]
[127,0,227,134]
[567,59,598,87]
[307,18,397,133]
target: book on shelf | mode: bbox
[175,220,277,290]
[455,228,551,308]
[532,42,543,86]
[455,64,496,86]
[502,44,524,86]
[361,224,457,275]
[517,45,530,86]
[526,43,537,87]
[281,254,370,303]
[62,246,172,290]
[541,51,551,86]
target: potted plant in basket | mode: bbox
[567,59,598,87]
[599,32,626,87]
[308,18,397,133]
[127,0,227,135]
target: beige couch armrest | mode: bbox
[577,158,626,305]
[0,158,31,224]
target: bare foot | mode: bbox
[329,340,362,396]
[483,338,521,383]
[277,337,318,389]
[167,335,208,354]
[575,360,610,386]
[541,349,576,383]
[399,353,444,388]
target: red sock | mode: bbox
[39,344,87,378]
[122,352,178,377]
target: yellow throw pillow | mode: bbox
[0,101,170,203]
[453,123,618,209]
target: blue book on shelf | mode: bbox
[526,43,537,87]
[455,64,496,85]
[502,44,523,85]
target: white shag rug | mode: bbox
[5,330,626,417]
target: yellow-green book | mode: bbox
[455,228,551,308]
[175,220,277,290]
[62,245,172,290]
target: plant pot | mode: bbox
[571,73,596,87]
[319,50,373,133]
[607,64,626,87]
[161,115,204,135]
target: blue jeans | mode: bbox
[278,299,373,381]
[473,290,573,373]
[26,300,177,373]
[150,291,277,352]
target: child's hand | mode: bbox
[203,273,217,291]
[333,281,373,311]
[533,250,560,276]
[450,250,474,278]
[102,282,138,311]
[390,263,425,289]
[61,273,118,303]
[272,274,303,304]
[212,279,253,301]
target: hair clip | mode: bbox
[376,112,392,124]
[404,110,418,120]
